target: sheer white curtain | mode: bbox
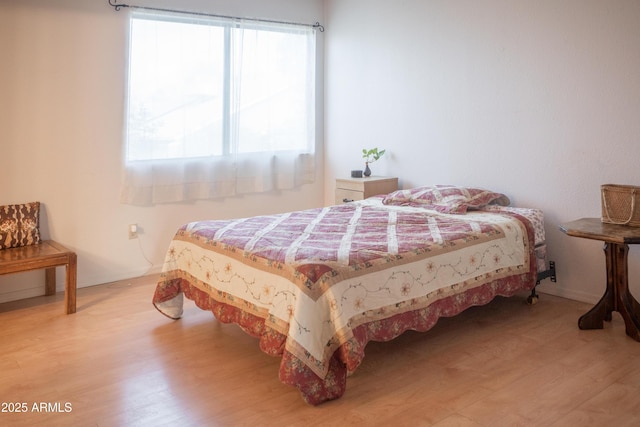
[120,11,316,206]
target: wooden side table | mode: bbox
[0,240,77,314]
[335,176,398,204]
[559,218,640,341]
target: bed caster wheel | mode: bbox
[527,295,538,305]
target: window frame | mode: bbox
[125,11,316,162]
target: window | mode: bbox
[121,11,317,205]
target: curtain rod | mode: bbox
[107,0,324,32]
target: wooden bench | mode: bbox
[0,240,77,314]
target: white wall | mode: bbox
[4,0,640,306]
[323,0,640,303]
[0,0,325,302]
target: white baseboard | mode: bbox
[535,282,599,305]
[0,265,163,305]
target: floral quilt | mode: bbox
[153,198,537,404]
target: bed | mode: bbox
[153,185,555,405]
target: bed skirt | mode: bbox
[155,265,535,405]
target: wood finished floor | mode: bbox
[1,274,639,427]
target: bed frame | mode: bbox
[529,261,557,304]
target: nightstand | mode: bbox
[335,176,398,204]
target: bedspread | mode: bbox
[153,198,537,404]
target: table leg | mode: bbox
[65,253,77,314]
[45,267,56,296]
[578,243,615,329]
[579,243,640,341]
[612,244,640,341]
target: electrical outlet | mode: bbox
[128,223,138,239]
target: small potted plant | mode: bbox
[362,148,386,177]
